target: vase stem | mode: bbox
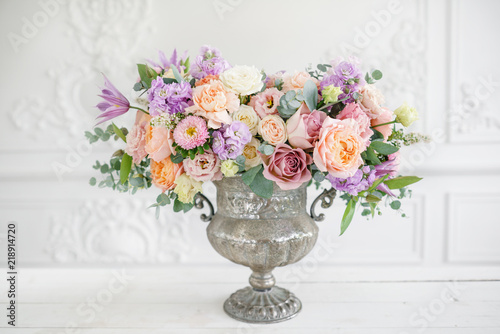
[249,271,275,291]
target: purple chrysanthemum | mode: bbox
[148,78,192,116]
[95,74,130,125]
[190,45,231,79]
[212,121,251,160]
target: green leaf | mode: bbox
[367,174,389,193]
[133,82,143,91]
[170,153,184,164]
[89,177,96,186]
[242,165,262,186]
[317,64,327,72]
[155,206,160,220]
[235,155,246,166]
[340,198,357,235]
[112,123,127,143]
[137,64,154,88]
[100,164,109,173]
[361,209,371,216]
[372,70,383,81]
[303,80,318,111]
[390,200,401,210]
[313,171,325,182]
[249,168,274,199]
[384,176,422,190]
[366,147,381,165]
[370,141,399,155]
[365,194,381,203]
[170,64,184,83]
[163,78,176,84]
[120,153,133,184]
[370,128,384,141]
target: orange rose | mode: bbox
[258,115,287,146]
[150,157,184,192]
[145,124,174,162]
[313,117,363,178]
[195,74,219,87]
[185,80,239,129]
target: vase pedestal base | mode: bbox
[223,286,302,324]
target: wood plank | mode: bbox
[2,301,499,329]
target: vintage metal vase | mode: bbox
[194,176,335,324]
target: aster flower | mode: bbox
[148,78,192,116]
[190,45,231,79]
[173,116,209,150]
[95,74,130,124]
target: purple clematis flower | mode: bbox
[147,49,187,73]
[95,74,130,125]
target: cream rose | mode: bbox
[220,65,264,96]
[359,84,385,119]
[393,102,419,127]
[231,105,259,135]
[173,174,203,204]
[258,115,287,146]
[242,137,262,170]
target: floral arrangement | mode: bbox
[87,46,426,234]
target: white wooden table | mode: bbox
[1,267,500,333]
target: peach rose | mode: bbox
[185,80,240,129]
[336,103,373,149]
[145,124,174,163]
[258,115,287,146]
[195,74,219,87]
[282,71,319,92]
[287,103,327,150]
[150,157,184,192]
[265,71,285,88]
[125,111,151,164]
[359,84,385,119]
[313,117,364,178]
[371,107,393,140]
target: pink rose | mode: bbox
[282,71,319,92]
[336,103,373,148]
[145,124,174,163]
[313,117,364,178]
[249,88,283,119]
[262,143,313,190]
[183,150,223,182]
[125,111,150,164]
[371,107,393,140]
[359,84,385,119]
[287,103,327,150]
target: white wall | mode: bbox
[0,0,499,271]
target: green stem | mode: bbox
[130,106,149,115]
[371,120,397,128]
[318,102,335,111]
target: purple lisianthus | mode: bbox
[148,49,187,73]
[320,58,365,104]
[212,121,252,160]
[95,74,130,125]
[148,78,192,116]
[190,45,231,79]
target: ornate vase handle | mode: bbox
[310,188,337,222]
[194,193,214,222]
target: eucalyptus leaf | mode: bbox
[372,70,383,80]
[89,177,96,186]
[390,200,401,210]
[303,80,318,111]
[249,168,274,199]
[170,64,184,83]
[242,165,262,186]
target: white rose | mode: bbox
[220,65,264,96]
[242,137,262,170]
[231,105,259,135]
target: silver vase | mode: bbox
[194,176,336,324]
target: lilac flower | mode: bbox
[190,45,231,79]
[320,59,365,104]
[212,121,251,160]
[148,78,192,116]
[327,167,375,196]
[147,49,187,72]
[95,74,130,125]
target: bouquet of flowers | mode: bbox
[87,46,426,234]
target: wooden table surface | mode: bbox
[1,266,500,333]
